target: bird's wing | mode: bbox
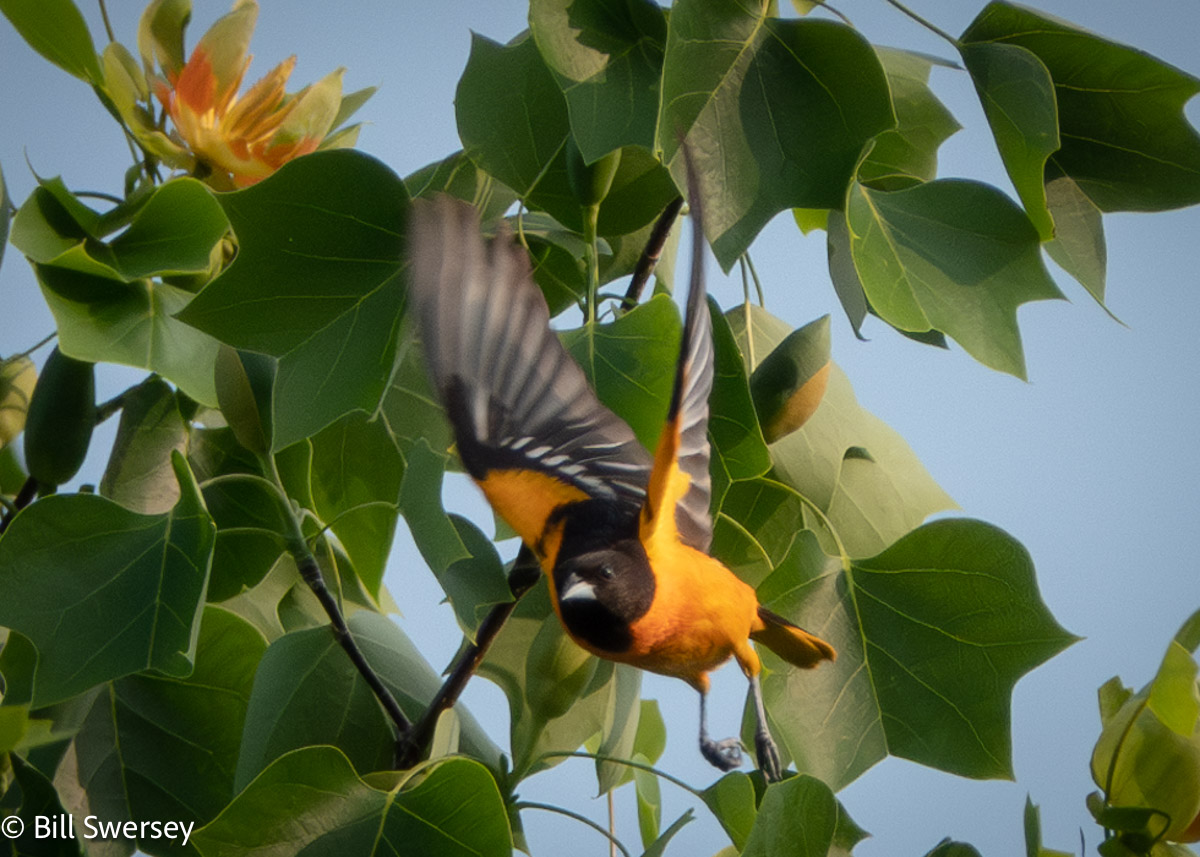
[639,152,714,553]
[408,197,652,550]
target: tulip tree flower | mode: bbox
[103,0,371,189]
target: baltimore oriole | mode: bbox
[407,168,835,780]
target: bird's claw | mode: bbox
[700,736,744,772]
[755,728,782,783]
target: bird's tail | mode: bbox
[750,607,836,668]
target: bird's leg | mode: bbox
[750,673,782,782]
[698,689,743,772]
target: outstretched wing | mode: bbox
[408,197,652,552]
[639,152,714,553]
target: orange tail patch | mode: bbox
[750,607,836,669]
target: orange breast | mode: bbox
[622,541,761,689]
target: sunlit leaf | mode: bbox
[178,150,410,446]
[846,178,1063,378]
[659,0,893,268]
[756,523,1078,789]
[740,775,842,857]
[404,149,518,223]
[0,453,214,706]
[1044,174,1107,306]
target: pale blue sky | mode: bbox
[2,2,1199,855]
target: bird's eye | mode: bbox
[599,564,614,580]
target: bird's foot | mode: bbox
[700,735,744,772]
[755,728,782,783]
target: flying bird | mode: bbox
[406,166,835,780]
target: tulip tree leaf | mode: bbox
[959,41,1058,239]
[755,522,1078,789]
[962,1,1200,212]
[860,47,961,191]
[561,293,677,451]
[404,149,519,224]
[739,775,839,857]
[658,0,893,269]
[846,178,1064,379]
[0,453,214,707]
[398,440,513,640]
[100,378,190,515]
[728,305,955,559]
[529,0,667,162]
[194,748,512,857]
[69,607,265,844]
[708,298,771,489]
[1043,174,1107,306]
[479,580,627,780]
[0,0,102,83]
[294,411,404,597]
[235,612,502,792]
[178,150,411,447]
[456,32,578,230]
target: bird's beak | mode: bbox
[559,571,596,603]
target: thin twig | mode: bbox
[13,332,56,362]
[514,802,632,857]
[395,546,540,768]
[0,477,38,535]
[621,196,684,311]
[879,0,959,46]
[97,0,116,43]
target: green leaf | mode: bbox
[709,299,771,487]
[959,42,1058,239]
[100,379,190,514]
[860,47,961,191]
[740,775,843,857]
[0,161,14,273]
[846,178,1064,379]
[640,810,694,857]
[380,334,455,454]
[36,266,222,406]
[189,428,285,602]
[1044,174,1107,306]
[194,749,512,857]
[0,755,83,857]
[69,607,265,847]
[177,150,410,446]
[1025,796,1074,857]
[728,307,954,558]
[294,411,404,596]
[235,611,501,793]
[0,0,101,83]
[594,663,642,793]
[749,314,831,444]
[456,32,576,229]
[109,179,230,279]
[658,1,893,269]
[711,477,807,588]
[398,440,512,639]
[924,840,984,857]
[0,453,215,706]
[962,1,1200,212]
[530,0,667,162]
[479,580,622,779]
[756,522,1078,789]
[404,149,519,223]
[701,772,757,852]
[233,623,396,789]
[561,293,677,450]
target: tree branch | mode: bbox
[395,545,541,768]
[621,196,684,311]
